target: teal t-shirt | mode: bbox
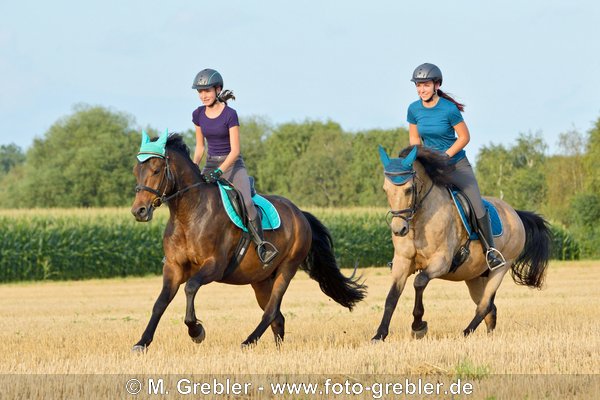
[407,97,466,163]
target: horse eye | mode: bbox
[404,187,413,195]
[153,169,161,175]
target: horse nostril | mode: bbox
[135,207,147,218]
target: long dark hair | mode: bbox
[217,88,236,104]
[437,88,465,112]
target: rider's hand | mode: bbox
[205,168,223,183]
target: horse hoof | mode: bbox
[411,322,428,339]
[191,326,206,344]
[371,333,386,343]
[131,345,147,353]
[241,339,257,349]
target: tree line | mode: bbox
[1,104,599,257]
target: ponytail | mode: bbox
[437,89,465,112]
[218,89,236,104]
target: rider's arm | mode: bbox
[408,123,422,146]
[193,125,205,166]
[446,121,470,157]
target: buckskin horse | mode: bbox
[372,145,550,341]
[130,133,366,351]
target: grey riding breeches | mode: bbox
[446,157,486,219]
[202,155,257,220]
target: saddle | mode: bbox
[215,177,281,279]
[217,177,281,232]
[449,188,503,239]
[448,187,503,272]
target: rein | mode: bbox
[385,171,434,228]
[135,151,203,208]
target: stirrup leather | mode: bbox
[485,247,506,271]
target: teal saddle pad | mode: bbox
[218,182,281,232]
[449,190,503,240]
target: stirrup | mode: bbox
[257,241,278,267]
[485,248,506,271]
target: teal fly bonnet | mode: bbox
[378,145,418,185]
[137,129,169,162]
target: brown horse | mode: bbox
[130,134,366,351]
[372,145,551,340]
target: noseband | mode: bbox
[385,170,433,229]
[135,151,203,208]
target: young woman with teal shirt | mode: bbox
[406,63,504,269]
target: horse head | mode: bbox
[378,145,418,236]
[131,129,175,221]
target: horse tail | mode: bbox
[300,211,367,310]
[512,210,551,288]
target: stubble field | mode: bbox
[0,261,598,399]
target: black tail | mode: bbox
[512,210,551,288]
[300,211,367,310]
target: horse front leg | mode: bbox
[411,271,430,339]
[184,273,207,343]
[132,276,180,352]
[372,257,412,342]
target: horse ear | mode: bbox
[141,130,150,145]
[401,146,418,169]
[157,130,168,147]
[378,145,391,167]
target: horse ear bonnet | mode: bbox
[137,129,169,162]
[378,145,417,185]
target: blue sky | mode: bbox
[1,0,599,159]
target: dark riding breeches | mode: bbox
[202,155,258,220]
[446,157,486,219]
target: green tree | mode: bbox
[239,116,272,181]
[583,117,600,195]
[257,120,326,197]
[348,128,409,206]
[476,132,547,210]
[290,124,351,206]
[543,129,586,224]
[0,105,140,207]
[0,143,25,174]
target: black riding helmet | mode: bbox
[411,63,443,86]
[192,69,223,90]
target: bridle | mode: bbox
[385,169,434,229]
[134,151,203,208]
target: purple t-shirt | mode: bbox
[192,105,240,156]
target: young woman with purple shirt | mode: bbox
[191,68,278,265]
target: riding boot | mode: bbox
[476,211,506,270]
[248,215,278,267]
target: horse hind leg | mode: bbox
[242,266,295,348]
[465,277,499,333]
[251,280,286,346]
[464,269,507,336]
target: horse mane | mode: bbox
[151,133,203,179]
[399,145,456,187]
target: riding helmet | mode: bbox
[411,63,443,85]
[192,69,224,90]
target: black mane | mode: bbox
[165,133,192,157]
[150,133,203,179]
[399,145,456,186]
